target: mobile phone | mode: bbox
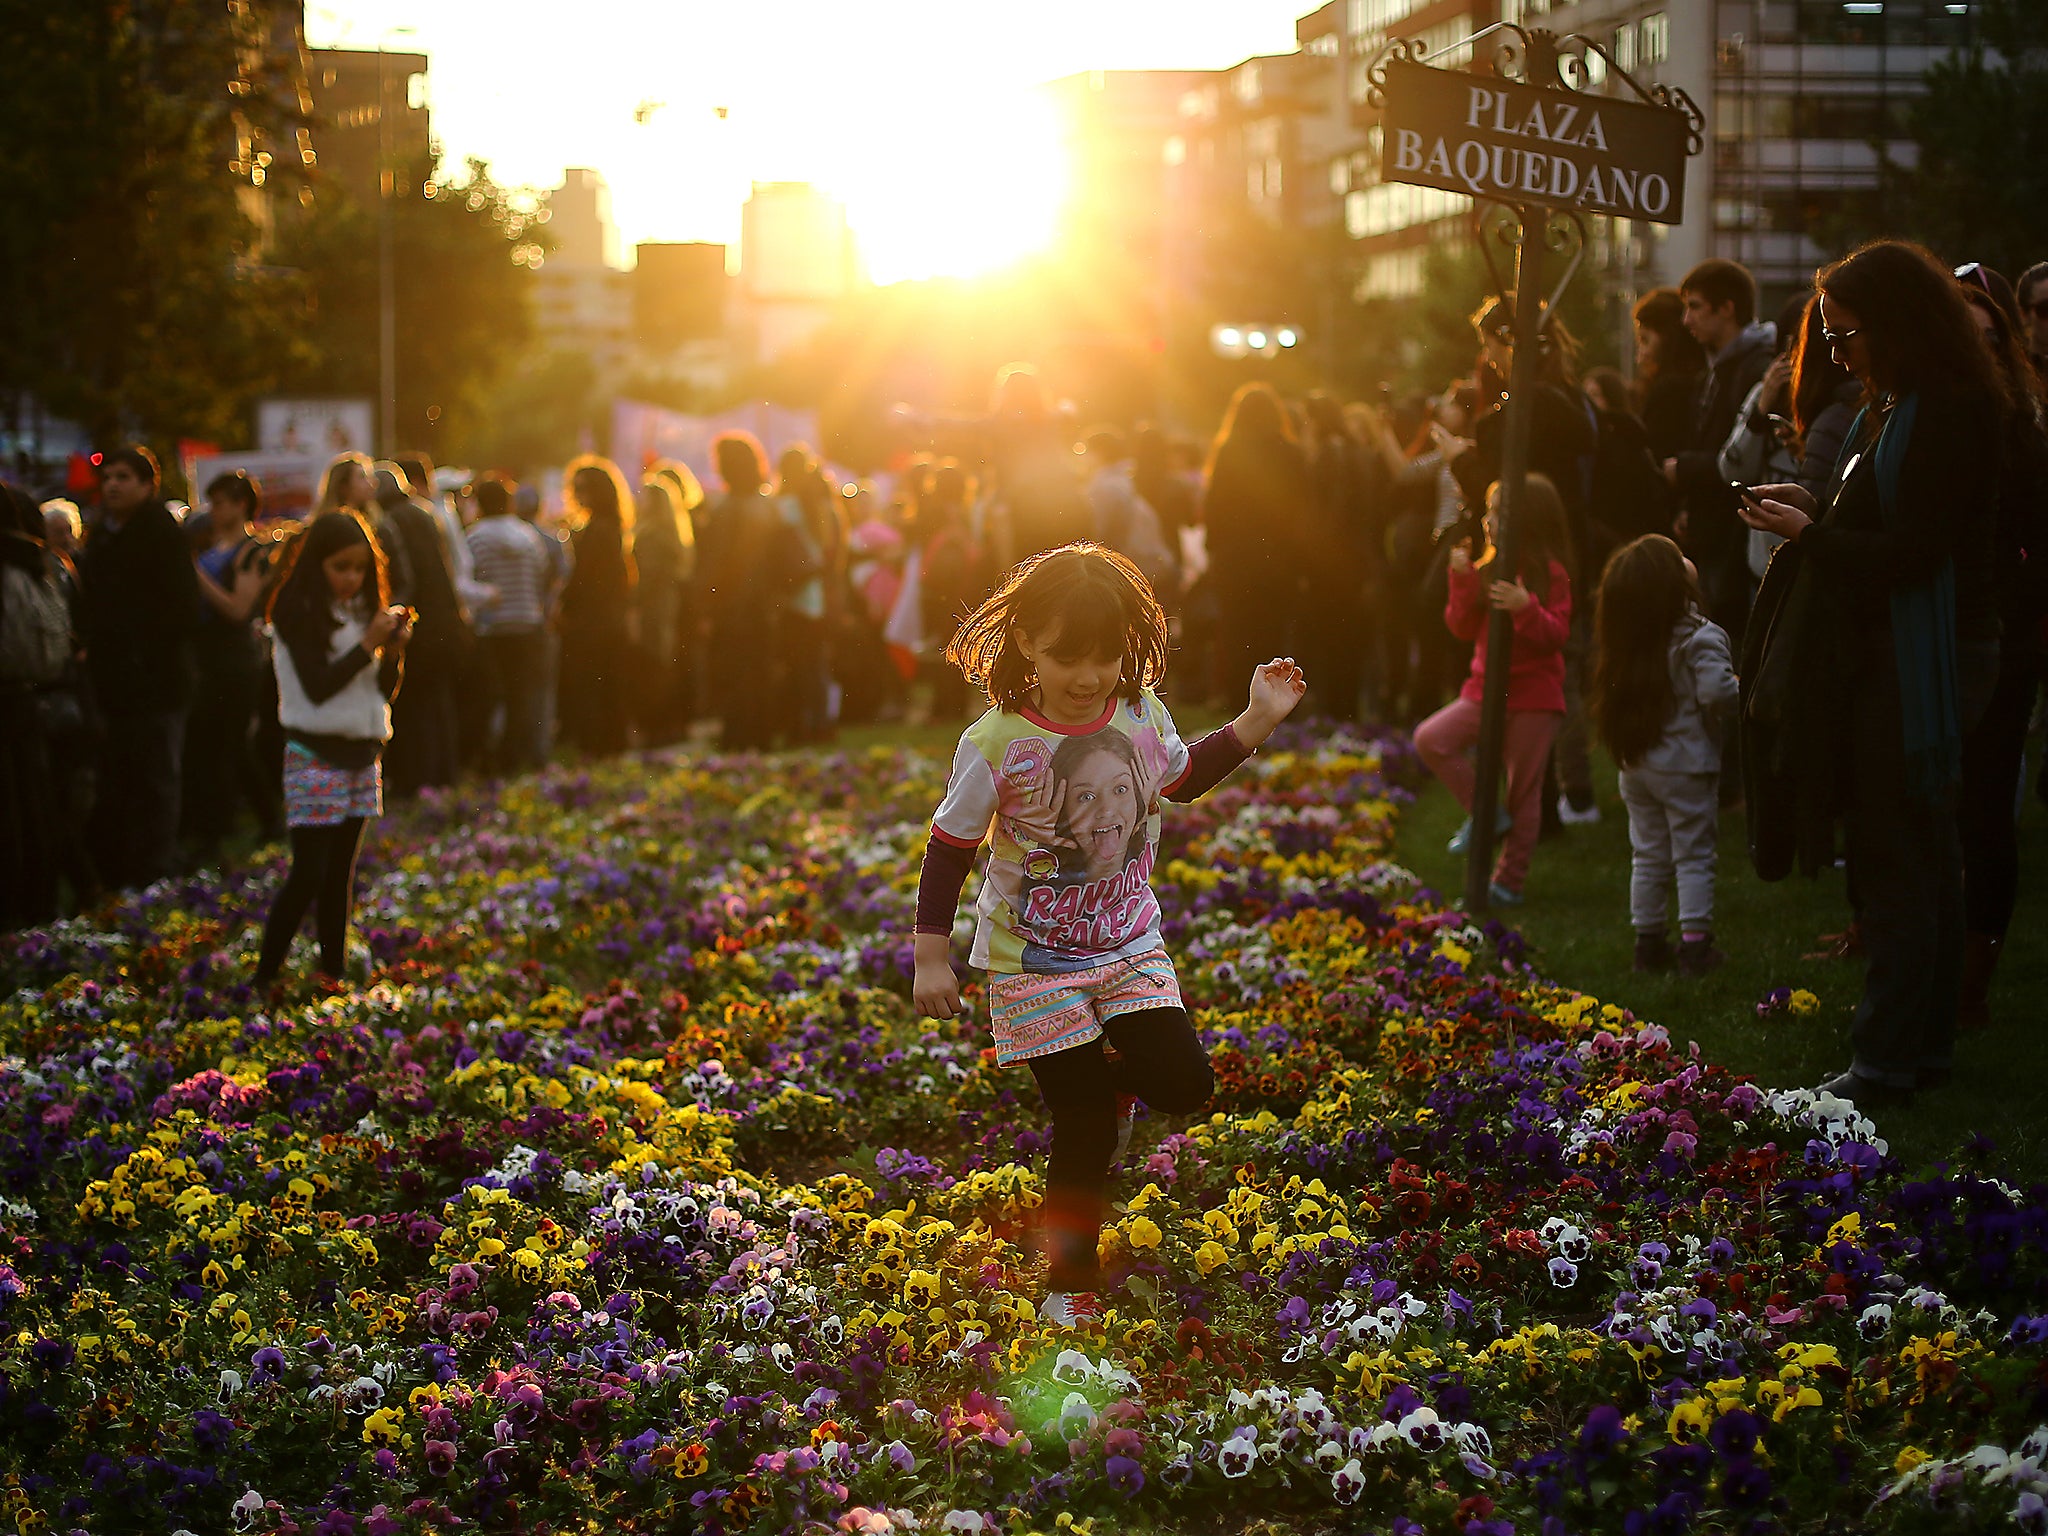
[1729,479,1766,507]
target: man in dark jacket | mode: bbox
[374,464,470,794]
[1664,258,1777,643]
[79,445,199,888]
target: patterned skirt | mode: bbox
[282,741,383,827]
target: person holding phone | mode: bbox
[186,470,283,862]
[253,510,410,989]
[1739,240,2007,1108]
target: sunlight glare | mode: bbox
[831,87,1068,286]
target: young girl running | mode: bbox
[253,510,410,989]
[912,544,1304,1326]
[1412,473,1576,904]
[1590,535,1738,975]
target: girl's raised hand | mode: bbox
[364,606,402,647]
[1247,657,1307,727]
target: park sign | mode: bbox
[1377,57,1689,224]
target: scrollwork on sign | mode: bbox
[1368,21,1706,156]
[1362,36,1431,110]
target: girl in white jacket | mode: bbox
[253,510,409,988]
[1591,535,1740,976]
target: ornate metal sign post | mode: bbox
[1367,25,1702,911]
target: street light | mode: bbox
[1209,322,1304,360]
[378,26,416,458]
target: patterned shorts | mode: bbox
[986,950,1182,1066]
[283,741,383,828]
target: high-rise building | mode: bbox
[550,167,622,272]
[306,46,432,209]
[633,242,731,399]
[534,169,632,381]
[739,183,859,365]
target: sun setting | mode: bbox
[833,87,1069,284]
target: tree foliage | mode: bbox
[1853,0,2048,275]
[0,0,312,448]
[270,156,549,467]
[0,2,546,479]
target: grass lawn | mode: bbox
[1392,746,2048,1185]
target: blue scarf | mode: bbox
[1850,393,1960,799]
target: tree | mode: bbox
[271,155,548,468]
[0,0,312,452]
[1829,0,2048,274]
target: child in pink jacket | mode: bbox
[1412,474,1575,903]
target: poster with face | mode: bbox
[988,708,1172,965]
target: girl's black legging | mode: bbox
[1027,1005,1214,1291]
[255,818,367,983]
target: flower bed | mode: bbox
[1,731,2044,1536]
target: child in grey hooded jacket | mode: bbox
[1591,536,1742,975]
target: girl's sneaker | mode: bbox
[1487,881,1523,907]
[1447,806,1514,855]
[1675,935,1725,976]
[1633,931,1674,972]
[1113,1094,1140,1162]
[1040,1291,1102,1329]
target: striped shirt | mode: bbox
[465,516,555,634]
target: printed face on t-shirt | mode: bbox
[1060,744,1139,882]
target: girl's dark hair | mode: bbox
[1591,534,1699,769]
[1472,292,1580,388]
[1631,288,1706,380]
[1485,471,1574,599]
[1048,727,1148,877]
[714,432,767,493]
[1818,240,2013,422]
[204,469,262,516]
[1960,284,2045,413]
[946,543,1167,713]
[1788,295,1855,436]
[1582,366,1631,416]
[1204,382,1296,482]
[266,509,385,652]
[1,486,46,576]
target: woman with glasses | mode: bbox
[1740,240,2012,1108]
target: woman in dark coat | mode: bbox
[555,456,638,758]
[1201,382,1312,701]
[1740,240,2010,1105]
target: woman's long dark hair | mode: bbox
[266,509,385,652]
[1788,295,1855,437]
[1204,382,1297,482]
[946,543,1167,713]
[1818,240,2013,423]
[1632,287,1706,382]
[1482,472,1574,601]
[1960,285,2046,415]
[1591,535,1699,768]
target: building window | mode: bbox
[1641,12,1670,64]
[1235,62,1262,105]
[1613,22,1637,72]
[1330,158,1351,195]
[1163,135,1186,167]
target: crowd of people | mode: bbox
[2,239,2044,1106]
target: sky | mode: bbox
[305,1,1309,282]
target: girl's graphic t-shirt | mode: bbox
[931,690,1196,975]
